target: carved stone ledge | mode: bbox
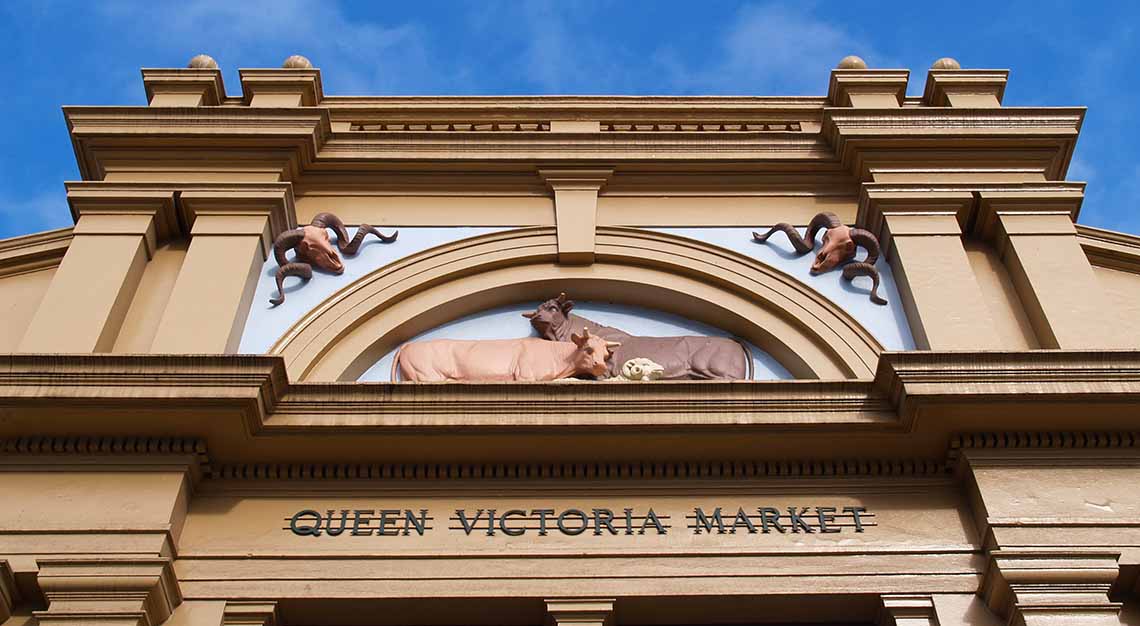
[878,594,939,626]
[1077,224,1140,272]
[0,227,73,278]
[141,68,226,107]
[223,600,279,626]
[827,69,909,108]
[34,558,181,626]
[923,69,1009,108]
[239,68,324,108]
[982,550,1121,626]
[546,598,615,626]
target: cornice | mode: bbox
[1076,223,1140,273]
[0,351,1138,466]
[822,107,1085,180]
[63,106,331,181]
[0,227,72,278]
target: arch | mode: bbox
[271,227,884,381]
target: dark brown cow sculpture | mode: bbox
[524,294,752,380]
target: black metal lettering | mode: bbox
[758,507,785,533]
[786,507,814,533]
[455,509,486,535]
[403,509,428,536]
[623,508,635,535]
[641,508,667,535]
[532,509,554,536]
[289,509,323,536]
[351,509,375,536]
[693,507,726,534]
[324,509,349,536]
[376,509,400,536]
[592,508,617,535]
[732,507,757,534]
[500,509,527,536]
[816,507,840,533]
[485,509,498,536]
[843,506,868,532]
[557,509,588,535]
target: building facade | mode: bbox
[1,53,1139,626]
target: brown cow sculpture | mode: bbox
[392,328,619,382]
[524,294,753,380]
[269,212,398,306]
[752,211,887,305]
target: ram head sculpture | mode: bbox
[753,212,887,305]
[269,212,398,306]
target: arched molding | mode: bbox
[270,227,884,381]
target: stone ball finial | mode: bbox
[187,54,218,69]
[836,55,868,70]
[282,55,313,69]
[931,57,961,70]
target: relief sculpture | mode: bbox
[524,294,752,380]
[269,212,398,306]
[393,328,619,382]
[753,211,887,305]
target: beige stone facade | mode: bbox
[2,54,1140,625]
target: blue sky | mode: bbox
[1,0,1137,239]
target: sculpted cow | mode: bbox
[524,294,753,380]
[392,328,619,382]
[269,212,398,306]
[752,211,887,305]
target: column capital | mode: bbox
[34,557,182,626]
[827,69,909,108]
[0,560,19,623]
[877,594,939,625]
[983,550,1121,626]
[545,598,615,626]
[974,184,1084,250]
[66,183,180,257]
[857,184,975,253]
[923,69,1008,108]
[538,168,613,190]
[239,68,324,107]
[141,68,226,107]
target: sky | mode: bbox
[0,0,1137,240]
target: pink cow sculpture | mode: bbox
[392,328,619,382]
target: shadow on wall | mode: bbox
[362,301,793,382]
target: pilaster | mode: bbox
[859,185,1004,350]
[923,69,1008,108]
[0,560,19,623]
[34,557,181,626]
[545,599,615,626]
[239,69,323,107]
[222,601,279,626]
[975,185,1133,348]
[149,185,294,354]
[142,69,226,107]
[982,551,1121,626]
[827,69,909,108]
[538,169,612,265]
[878,594,939,626]
[17,186,177,353]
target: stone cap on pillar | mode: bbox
[982,549,1122,624]
[827,69,909,108]
[545,598,616,626]
[923,69,1009,108]
[0,560,18,623]
[142,67,226,106]
[856,184,976,255]
[239,68,324,107]
[177,183,298,258]
[973,182,1084,253]
[65,182,180,257]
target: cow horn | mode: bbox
[271,229,305,267]
[849,228,881,266]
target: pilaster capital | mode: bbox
[827,69,909,108]
[239,68,324,107]
[178,183,296,259]
[222,600,279,626]
[141,68,226,107]
[923,69,1008,108]
[856,184,974,254]
[982,550,1121,626]
[877,594,939,626]
[545,598,615,626]
[34,557,181,626]
[0,560,19,623]
[537,168,613,191]
[65,183,180,257]
[974,183,1084,253]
